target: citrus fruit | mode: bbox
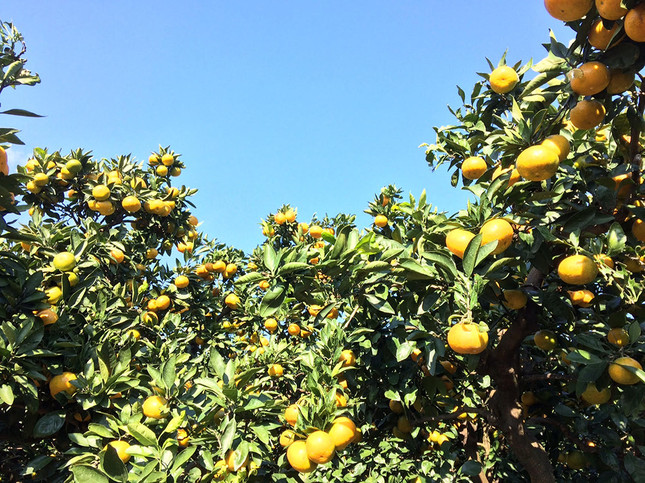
[397,416,413,433]
[625,3,645,42]
[287,440,316,473]
[329,417,357,450]
[567,289,595,307]
[541,134,570,161]
[544,0,592,21]
[596,0,628,20]
[288,323,300,336]
[161,153,174,166]
[45,286,63,304]
[462,156,488,179]
[268,364,284,377]
[225,293,240,309]
[632,219,645,242]
[143,395,167,419]
[280,429,297,447]
[502,289,528,310]
[110,248,125,264]
[174,275,189,288]
[566,450,587,470]
[121,195,141,212]
[284,404,299,426]
[534,330,557,351]
[92,184,110,201]
[607,327,630,347]
[212,260,226,273]
[37,309,58,326]
[570,99,606,129]
[225,449,249,472]
[480,219,514,254]
[49,372,78,397]
[516,145,560,181]
[285,209,296,222]
[339,349,356,367]
[588,18,623,50]
[275,212,286,225]
[447,322,488,354]
[309,225,323,239]
[374,214,388,227]
[489,65,519,94]
[389,400,404,413]
[608,357,642,385]
[176,428,190,447]
[558,254,598,284]
[607,69,634,94]
[569,62,610,96]
[581,383,611,405]
[264,318,278,332]
[156,294,170,310]
[306,430,336,464]
[445,228,476,259]
[105,440,131,463]
[53,251,76,271]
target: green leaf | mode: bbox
[396,341,413,362]
[606,222,626,257]
[462,234,483,277]
[263,244,278,273]
[277,262,310,275]
[0,109,43,117]
[420,251,457,280]
[258,284,285,317]
[251,424,271,446]
[127,422,157,447]
[459,460,483,476]
[33,411,65,438]
[163,414,184,434]
[71,465,109,483]
[0,384,14,406]
[234,272,265,285]
[170,446,197,474]
[209,350,226,378]
[220,418,237,455]
[101,445,127,482]
[88,423,115,439]
[162,356,177,391]
[364,294,395,315]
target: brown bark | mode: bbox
[480,269,556,482]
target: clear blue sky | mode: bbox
[2,2,569,252]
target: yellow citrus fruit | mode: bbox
[595,254,614,269]
[397,416,413,433]
[632,219,645,242]
[0,147,8,175]
[581,383,611,405]
[274,212,287,225]
[126,329,140,340]
[53,251,76,271]
[329,417,357,450]
[534,330,557,351]
[306,430,336,464]
[588,18,624,50]
[447,322,488,354]
[33,172,49,186]
[607,327,630,347]
[46,286,63,304]
[110,248,125,264]
[148,154,159,165]
[609,357,642,385]
[287,440,316,473]
[339,349,356,367]
[156,294,170,310]
[461,156,488,180]
[374,214,388,228]
[268,364,284,377]
[264,318,278,332]
[596,0,628,20]
[445,228,476,259]
[309,225,323,239]
[285,404,299,426]
[92,184,110,201]
[225,293,240,309]
[568,289,595,307]
[280,429,297,447]
[544,0,592,21]
[121,195,141,213]
[225,449,249,472]
[146,248,158,259]
[142,395,167,419]
[492,165,521,187]
[49,372,78,397]
[37,309,58,326]
[96,200,115,216]
[502,289,527,310]
[558,254,598,285]
[174,275,189,288]
[176,428,190,447]
[105,440,131,463]
[569,62,610,96]
[480,219,514,254]
[489,65,519,94]
[335,391,347,407]
[161,153,174,166]
[516,145,560,181]
[541,134,570,162]
[625,3,645,42]
[156,165,168,176]
[570,99,606,130]
[285,210,296,222]
[288,323,301,336]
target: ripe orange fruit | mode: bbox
[625,3,645,42]
[581,383,611,405]
[176,428,190,447]
[49,372,78,397]
[225,449,249,472]
[480,219,513,254]
[92,184,110,201]
[275,212,286,225]
[489,65,519,94]
[298,222,309,233]
[516,145,560,181]
[287,440,317,473]
[445,228,476,259]
[502,289,527,310]
[121,195,141,212]
[595,253,614,269]
[53,251,76,272]
[126,329,140,340]
[607,327,630,346]
[541,134,570,162]
[45,286,63,305]
[569,62,610,96]
[568,289,594,307]
[492,165,521,187]
[570,99,606,130]
[142,395,167,419]
[284,404,299,426]
[161,153,174,166]
[264,318,278,332]
[280,429,297,447]
[110,248,125,264]
[632,219,645,242]
[33,172,49,186]
[288,323,301,336]
[534,330,557,351]
[329,417,357,450]
[174,275,189,288]
[596,0,628,19]
[461,156,488,180]
[374,214,388,228]
[105,440,131,463]
[544,0,592,21]
[285,209,296,222]
[306,430,336,464]
[37,309,58,326]
[156,165,168,176]
[156,294,171,310]
[339,349,356,367]
[558,254,598,285]
[608,357,642,385]
[588,18,623,50]
[268,364,284,377]
[447,322,488,354]
[225,293,240,309]
[335,391,347,407]
[607,69,635,94]
[309,225,323,239]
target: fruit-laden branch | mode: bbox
[480,268,556,483]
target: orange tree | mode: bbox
[1,3,645,482]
